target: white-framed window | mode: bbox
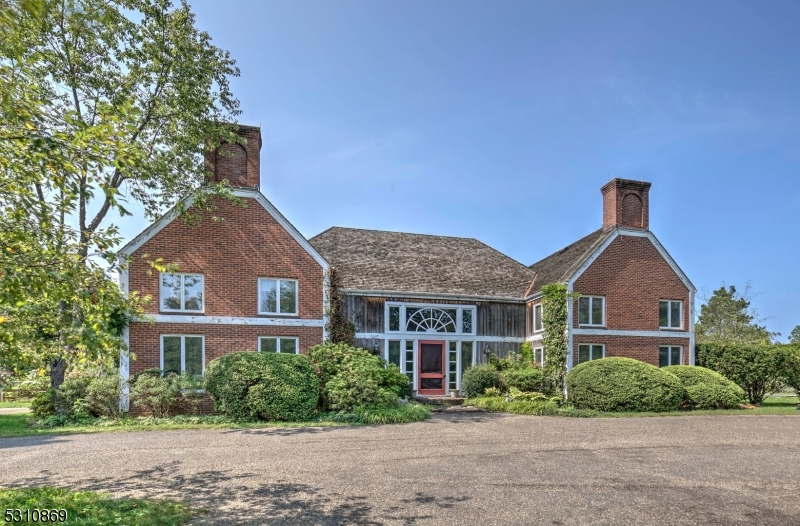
[160,273,204,312]
[385,303,476,335]
[533,304,543,333]
[578,344,605,364]
[659,300,683,329]
[258,336,299,354]
[258,278,298,315]
[534,346,545,366]
[659,346,682,367]
[578,296,605,326]
[161,335,204,376]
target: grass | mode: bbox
[0,487,191,525]
[0,401,32,409]
[464,393,800,418]
[0,403,431,439]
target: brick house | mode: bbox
[119,125,695,405]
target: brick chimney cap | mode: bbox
[601,178,652,194]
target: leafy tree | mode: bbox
[695,284,777,345]
[789,325,800,344]
[0,0,242,387]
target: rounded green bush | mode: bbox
[662,365,745,409]
[461,364,502,398]
[502,367,546,392]
[204,351,319,421]
[567,357,684,412]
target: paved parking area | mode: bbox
[2,413,799,525]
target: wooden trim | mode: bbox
[418,340,446,395]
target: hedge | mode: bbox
[461,364,501,398]
[501,367,546,393]
[662,366,745,409]
[204,351,319,421]
[566,357,684,412]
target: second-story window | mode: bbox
[659,300,682,329]
[160,273,204,312]
[578,296,605,326]
[259,278,298,315]
[533,304,543,332]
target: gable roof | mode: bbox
[118,188,328,268]
[309,227,536,299]
[527,228,613,295]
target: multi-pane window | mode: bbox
[578,344,604,364]
[160,273,204,312]
[533,304,543,332]
[388,340,401,367]
[448,342,458,390]
[659,300,682,329]
[578,296,605,326]
[258,278,298,315]
[659,346,682,367]
[534,347,545,366]
[386,304,475,335]
[258,336,298,354]
[404,340,415,385]
[162,335,204,376]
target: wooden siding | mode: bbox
[345,294,525,338]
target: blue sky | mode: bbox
[117,1,800,339]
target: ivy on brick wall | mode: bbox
[541,283,579,400]
[324,268,355,346]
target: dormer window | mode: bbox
[160,273,204,312]
[259,278,298,315]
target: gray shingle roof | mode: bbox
[309,227,537,298]
[527,228,612,293]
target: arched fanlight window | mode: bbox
[406,307,457,333]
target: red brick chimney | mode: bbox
[205,124,262,189]
[601,178,651,230]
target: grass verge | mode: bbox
[0,403,431,439]
[0,487,191,525]
[464,394,800,418]
[0,401,32,409]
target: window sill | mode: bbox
[257,313,300,317]
[159,311,205,315]
[658,327,684,331]
[578,325,606,328]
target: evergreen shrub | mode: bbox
[308,343,410,411]
[204,351,319,421]
[130,373,181,418]
[566,357,684,412]
[461,364,501,398]
[662,365,745,409]
[502,367,546,392]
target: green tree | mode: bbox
[789,325,800,344]
[0,0,241,387]
[695,284,777,345]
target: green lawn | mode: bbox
[0,487,191,525]
[0,404,431,439]
[0,401,32,409]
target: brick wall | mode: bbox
[573,234,690,331]
[128,322,323,374]
[128,196,324,319]
[573,335,691,366]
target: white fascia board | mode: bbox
[116,189,329,270]
[526,334,544,342]
[140,315,324,327]
[572,328,692,338]
[343,289,525,303]
[566,230,620,288]
[355,332,525,343]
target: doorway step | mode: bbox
[412,394,465,406]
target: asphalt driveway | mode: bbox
[1,412,799,525]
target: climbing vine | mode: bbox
[541,283,579,400]
[324,268,355,346]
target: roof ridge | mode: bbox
[528,228,606,268]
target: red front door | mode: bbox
[418,341,446,395]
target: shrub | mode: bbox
[84,374,123,418]
[204,351,319,421]
[308,343,410,410]
[502,367,546,392]
[461,364,501,398]
[30,376,93,422]
[662,365,745,409]
[779,344,800,399]
[30,389,57,418]
[130,374,181,418]
[176,372,206,415]
[567,357,684,412]
[696,343,786,404]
